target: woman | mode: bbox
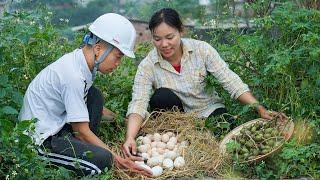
[122,8,285,159]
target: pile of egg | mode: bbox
[135,132,188,177]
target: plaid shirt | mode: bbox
[127,38,250,118]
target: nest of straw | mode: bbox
[113,111,227,179]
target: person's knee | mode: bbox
[87,86,104,106]
[150,87,184,112]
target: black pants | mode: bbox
[150,88,235,126]
[39,86,113,177]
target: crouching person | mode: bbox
[19,13,152,177]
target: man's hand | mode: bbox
[102,107,116,122]
[122,137,143,161]
[114,155,152,177]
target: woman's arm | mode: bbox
[236,91,273,119]
[122,113,144,159]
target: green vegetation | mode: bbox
[0,1,319,179]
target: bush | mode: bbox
[205,2,320,178]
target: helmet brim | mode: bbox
[121,49,135,59]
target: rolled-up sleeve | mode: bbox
[126,59,154,119]
[204,42,250,99]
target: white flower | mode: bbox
[59,18,64,21]
[48,11,53,15]
[14,139,19,143]
[65,19,69,23]
[30,21,35,25]
[44,16,49,21]
[12,170,17,176]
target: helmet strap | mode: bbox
[91,43,113,81]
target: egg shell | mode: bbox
[156,142,167,149]
[151,166,163,177]
[168,137,177,144]
[142,137,152,144]
[141,152,150,159]
[174,156,185,168]
[153,133,162,142]
[138,144,149,153]
[166,132,174,137]
[151,141,158,148]
[161,134,170,143]
[140,164,152,171]
[157,148,165,154]
[180,140,189,147]
[162,158,174,170]
[151,151,160,157]
[146,134,154,141]
[135,161,145,165]
[164,151,177,160]
[166,141,175,150]
[147,156,162,167]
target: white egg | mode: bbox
[164,151,177,160]
[168,137,177,144]
[157,142,167,149]
[157,148,165,154]
[161,134,170,142]
[141,152,150,159]
[151,166,163,177]
[151,151,160,157]
[135,161,145,165]
[140,164,152,171]
[162,158,174,170]
[174,156,185,168]
[166,132,174,137]
[180,140,189,147]
[158,155,164,163]
[151,141,158,148]
[166,141,175,150]
[147,156,162,167]
[138,144,149,153]
[142,137,152,144]
[153,133,162,142]
[146,134,154,141]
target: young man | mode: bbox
[19,13,151,177]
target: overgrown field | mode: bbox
[0,2,319,179]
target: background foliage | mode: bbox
[0,0,319,179]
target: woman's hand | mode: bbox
[114,155,152,177]
[122,137,143,161]
[256,105,288,121]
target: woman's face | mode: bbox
[152,22,182,61]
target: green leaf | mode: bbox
[1,106,18,115]
[0,88,6,99]
[0,75,9,87]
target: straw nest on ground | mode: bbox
[113,111,227,179]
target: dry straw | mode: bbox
[113,111,227,179]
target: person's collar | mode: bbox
[78,48,92,83]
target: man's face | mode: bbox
[95,43,124,73]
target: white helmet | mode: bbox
[89,13,136,58]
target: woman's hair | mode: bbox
[149,8,183,33]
